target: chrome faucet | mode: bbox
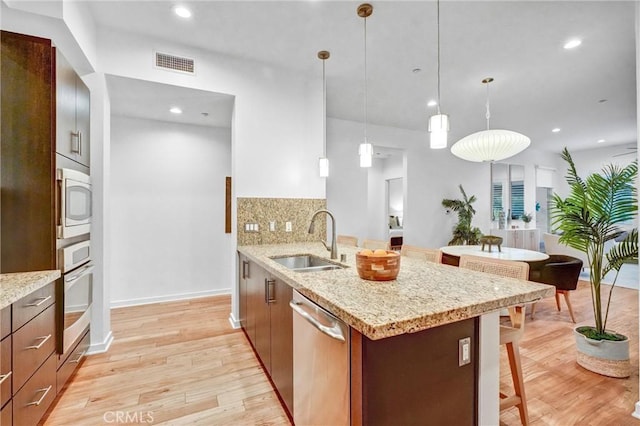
[308,209,338,259]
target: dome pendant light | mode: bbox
[318,50,330,177]
[429,0,449,149]
[451,78,530,162]
[358,3,373,168]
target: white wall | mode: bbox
[327,117,564,248]
[110,116,232,306]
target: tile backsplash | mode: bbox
[237,198,327,246]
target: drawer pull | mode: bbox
[26,385,52,407]
[24,295,52,307]
[25,334,52,350]
[70,350,87,364]
[0,371,11,385]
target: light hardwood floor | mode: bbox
[45,281,638,425]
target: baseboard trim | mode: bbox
[88,331,113,355]
[633,402,640,419]
[228,312,241,329]
[110,288,231,309]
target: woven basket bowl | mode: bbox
[356,251,401,281]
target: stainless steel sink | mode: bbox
[271,255,344,272]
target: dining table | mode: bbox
[440,244,549,267]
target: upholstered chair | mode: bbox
[528,254,583,322]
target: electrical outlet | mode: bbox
[285,221,292,232]
[269,221,276,232]
[458,337,471,366]
[245,223,259,233]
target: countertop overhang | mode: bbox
[238,242,555,340]
[0,270,61,309]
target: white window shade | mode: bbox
[536,167,555,188]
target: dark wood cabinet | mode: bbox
[56,49,90,168]
[239,255,293,416]
[0,30,56,274]
[0,336,11,409]
[351,317,478,426]
[269,279,293,415]
[248,263,271,374]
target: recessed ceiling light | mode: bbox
[169,107,183,114]
[552,128,561,133]
[427,100,437,107]
[173,6,192,19]
[412,68,422,74]
[597,139,606,143]
[598,99,608,103]
[564,39,582,49]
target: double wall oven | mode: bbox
[56,167,93,362]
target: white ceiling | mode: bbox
[89,1,637,153]
[106,75,234,128]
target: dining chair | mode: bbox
[361,239,391,250]
[336,235,358,247]
[528,254,583,322]
[400,245,442,263]
[458,255,530,426]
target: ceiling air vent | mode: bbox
[155,52,195,74]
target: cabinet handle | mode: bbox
[26,385,52,406]
[0,371,11,385]
[71,131,81,154]
[24,295,52,307]
[242,260,250,279]
[70,350,87,364]
[266,279,276,304]
[78,131,82,156]
[25,334,52,350]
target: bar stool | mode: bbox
[400,245,442,263]
[458,255,530,426]
[361,239,390,250]
[336,235,358,247]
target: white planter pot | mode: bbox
[574,328,631,378]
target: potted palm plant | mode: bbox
[551,148,637,378]
[442,185,482,245]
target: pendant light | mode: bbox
[318,50,330,177]
[358,3,373,168]
[451,77,530,162]
[428,0,449,149]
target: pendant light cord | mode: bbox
[364,15,368,143]
[436,0,441,115]
[322,57,327,157]
[485,80,491,130]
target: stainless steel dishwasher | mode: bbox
[290,290,350,426]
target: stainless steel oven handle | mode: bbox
[24,295,52,307]
[0,371,11,385]
[25,334,52,350]
[65,264,94,283]
[290,300,346,342]
[26,385,52,406]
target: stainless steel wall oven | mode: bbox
[57,240,93,358]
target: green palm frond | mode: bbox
[552,147,637,335]
[604,229,639,276]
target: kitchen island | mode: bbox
[237,242,554,425]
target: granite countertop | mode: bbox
[0,270,61,310]
[238,242,555,340]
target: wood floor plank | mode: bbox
[45,282,638,425]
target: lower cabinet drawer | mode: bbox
[1,400,12,426]
[1,336,11,408]
[13,353,56,426]
[57,329,89,391]
[13,305,55,393]
[12,282,55,332]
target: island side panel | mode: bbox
[478,311,500,426]
[351,318,479,425]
